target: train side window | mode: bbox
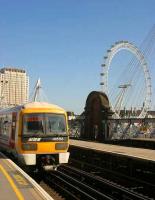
[2,120,9,137]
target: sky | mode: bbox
[0,0,155,114]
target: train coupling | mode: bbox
[40,155,58,171]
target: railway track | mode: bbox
[16,167,65,200]
[4,150,155,200]
[42,164,153,200]
[70,158,155,198]
[13,151,155,199]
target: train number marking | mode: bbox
[28,138,41,142]
[52,137,64,141]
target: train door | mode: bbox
[10,112,17,148]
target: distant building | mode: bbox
[0,67,29,107]
[120,109,155,118]
[67,111,76,121]
[148,110,155,118]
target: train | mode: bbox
[0,101,70,170]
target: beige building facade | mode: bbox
[0,67,29,107]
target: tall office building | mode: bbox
[0,67,29,107]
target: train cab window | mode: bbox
[46,114,66,134]
[23,114,45,135]
[27,121,44,133]
[23,113,66,136]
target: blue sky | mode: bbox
[0,0,155,114]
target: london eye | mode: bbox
[100,41,152,119]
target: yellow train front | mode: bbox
[0,102,70,170]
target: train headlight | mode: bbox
[55,143,68,150]
[22,143,37,151]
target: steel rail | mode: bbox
[69,158,155,198]
[47,171,113,200]
[58,165,152,200]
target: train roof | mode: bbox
[0,102,65,114]
[23,102,65,110]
